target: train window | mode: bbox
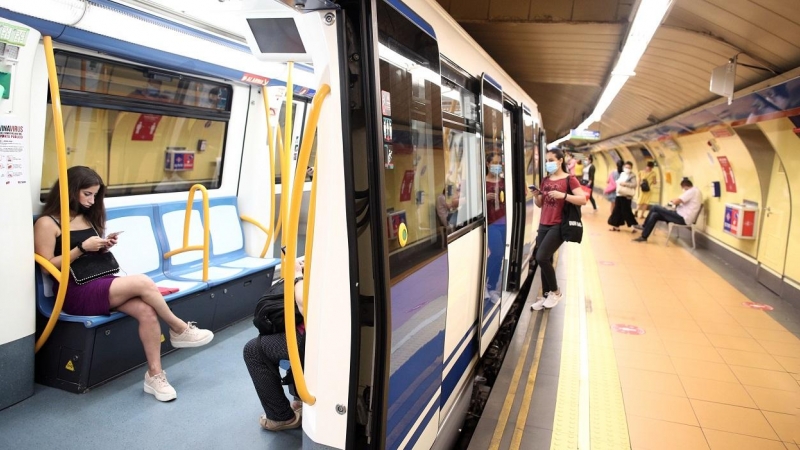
[41,51,231,198]
[523,112,538,195]
[441,75,483,232]
[377,1,445,279]
[482,78,504,227]
[272,97,308,184]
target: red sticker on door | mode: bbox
[131,114,162,141]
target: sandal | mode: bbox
[609,227,620,232]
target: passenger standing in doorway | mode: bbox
[634,178,702,242]
[582,155,597,211]
[529,149,587,310]
[608,161,638,232]
[635,161,658,219]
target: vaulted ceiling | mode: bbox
[435,0,800,144]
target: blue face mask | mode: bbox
[545,161,558,174]
[489,164,503,175]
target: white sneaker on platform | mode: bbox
[144,370,177,402]
[531,294,547,311]
[543,291,562,309]
[170,322,214,348]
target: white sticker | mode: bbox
[0,117,29,187]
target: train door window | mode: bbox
[269,92,309,184]
[377,2,445,279]
[482,79,504,226]
[41,51,231,198]
[523,112,537,192]
[440,62,482,233]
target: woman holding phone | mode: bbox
[529,149,586,310]
[34,166,214,402]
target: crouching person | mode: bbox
[243,259,306,431]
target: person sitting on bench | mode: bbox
[633,177,702,243]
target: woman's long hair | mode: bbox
[546,148,568,173]
[41,166,106,235]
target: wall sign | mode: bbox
[717,156,737,192]
[132,114,162,141]
[0,117,28,186]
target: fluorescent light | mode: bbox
[547,135,569,149]
[1,0,88,25]
[569,0,673,136]
[378,43,441,86]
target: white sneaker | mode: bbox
[543,291,563,309]
[144,370,177,402]
[170,322,214,348]
[531,294,547,311]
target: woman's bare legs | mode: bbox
[109,275,186,333]
[115,298,162,376]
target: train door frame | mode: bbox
[505,97,525,291]
[351,1,450,448]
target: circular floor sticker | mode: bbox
[612,324,646,335]
[742,301,774,311]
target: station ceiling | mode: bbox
[435,0,800,145]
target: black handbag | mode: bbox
[640,178,651,192]
[561,176,583,243]
[70,251,120,285]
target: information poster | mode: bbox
[0,117,28,186]
[717,156,737,192]
[399,169,414,202]
[132,114,162,141]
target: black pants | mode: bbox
[587,188,597,210]
[243,332,305,421]
[535,224,564,295]
[608,196,638,227]
[641,205,686,239]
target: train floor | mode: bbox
[469,200,800,450]
[0,318,303,449]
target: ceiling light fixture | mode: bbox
[548,0,673,149]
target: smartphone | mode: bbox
[107,231,124,238]
[528,185,539,192]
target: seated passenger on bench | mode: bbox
[633,177,702,243]
[243,259,306,432]
[34,166,214,402]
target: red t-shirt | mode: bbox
[486,178,506,224]
[539,176,582,225]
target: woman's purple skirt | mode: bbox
[54,275,117,316]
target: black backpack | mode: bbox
[253,280,304,335]
[640,178,651,192]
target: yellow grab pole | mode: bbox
[281,63,294,256]
[168,185,209,281]
[260,87,277,258]
[36,36,71,353]
[284,83,330,406]
[302,151,319,319]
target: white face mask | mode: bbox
[623,167,631,173]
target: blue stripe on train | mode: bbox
[441,336,478,405]
[405,393,441,450]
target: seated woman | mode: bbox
[33,166,214,402]
[242,259,306,432]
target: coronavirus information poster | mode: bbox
[0,117,28,187]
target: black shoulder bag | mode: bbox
[70,251,120,285]
[560,176,584,243]
[640,175,651,192]
[253,279,304,335]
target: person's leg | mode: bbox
[109,275,186,332]
[115,298,162,376]
[589,190,597,210]
[640,206,669,239]
[536,225,563,295]
[243,334,304,422]
[623,197,638,227]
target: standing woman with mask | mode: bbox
[529,149,586,310]
[608,161,639,232]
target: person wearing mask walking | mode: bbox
[608,161,638,232]
[582,155,597,211]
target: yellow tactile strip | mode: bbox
[582,231,631,450]
[550,227,631,450]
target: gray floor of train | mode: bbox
[0,319,302,450]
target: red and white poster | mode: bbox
[132,114,162,141]
[717,156,737,193]
[399,170,415,202]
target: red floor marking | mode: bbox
[612,324,645,335]
[742,301,774,311]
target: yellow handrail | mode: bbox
[263,87,278,257]
[163,184,209,282]
[281,63,294,255]
[35,36,71,353]
[302,150,319,318]
[284,83,330,406]
[240,215,270,235]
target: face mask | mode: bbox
[545,161,558,174]
[623,167,631,173]
[489,164,503,175]
[79,204,92,214]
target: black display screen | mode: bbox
[247,18,306,54]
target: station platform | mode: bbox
[469,204,800,450]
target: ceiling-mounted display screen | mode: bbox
[246,18,306,54]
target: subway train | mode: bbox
[0,0,546,449]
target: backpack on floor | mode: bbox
[253,279,303,335]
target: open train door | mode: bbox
[350,1,450,448]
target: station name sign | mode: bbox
[570,129,600,140]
